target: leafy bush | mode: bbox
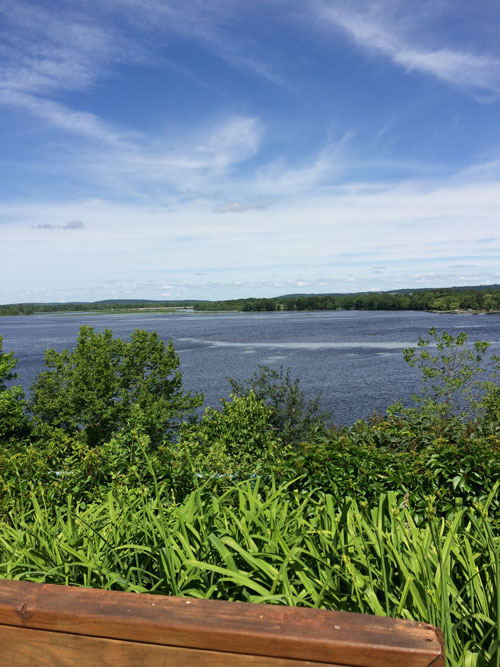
[228,365,330,447]
[172,392,282,495]
[0,336,30,444]
[402,328,491,420]
[30,326,202,447]
[1,326,499,665]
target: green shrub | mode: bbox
[30,326,202,448]
[172,392,282,495]
[228,365,330,447]
[0,336,30,444]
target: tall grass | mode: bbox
[0,481,498,666]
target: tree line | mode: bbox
[2,286,500,316]
[194,287,500,312]
[0,301,192,316]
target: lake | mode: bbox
[2,310,500,424]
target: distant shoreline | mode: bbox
[2,307,500,317]
[2,285,500,317]
[428,309,500,315]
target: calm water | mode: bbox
[2,310,500,424]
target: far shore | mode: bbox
[428,309,500,315]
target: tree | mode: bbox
[402,328,491,419]
[0,336,29,443]
[0,336,18,389]
[30,326,202,447]
[228,365,330,447]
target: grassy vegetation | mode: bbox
[0,327,499,665]
[1,481,498,665]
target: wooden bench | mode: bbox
[0,579,444,666]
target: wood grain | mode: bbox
[0,625,338,667]
[0,579,445,666]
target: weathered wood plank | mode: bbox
[0,580,445,666]
[0,625,338,667]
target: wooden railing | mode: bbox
[0,579,444,666]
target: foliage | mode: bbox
[402,328,491,419]
[193,286,500,312]
[3,285,500,316]
[0,336,30,443]
[1,326,498,518]
[228,365,330,447]
[0,482,498,666]
[172,392,281,495]
[273,424,500,520]
[0,336,18,388]
[0,300,195,316]
[1,326,500,665]
[30,326,202,447]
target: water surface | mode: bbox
[2,310,499,424]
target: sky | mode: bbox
[1,0,500,303]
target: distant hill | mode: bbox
[2,284,500,315]
[11,299,205,306]
[277,284,500,299]
[91,299,205,305]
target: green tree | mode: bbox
[0,336,18,389]
[0,336,30,443]
[402,328,491,419]
[30,326,202,447]
[228,365,329,447]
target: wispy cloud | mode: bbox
[0,1,130,96]
[318,1,500,95]
[105,0,285,86]
[251,138,352,196]
[80,115,265,200]
[0,0,142,147]
[0,91,132,145]
[0,1,265,190]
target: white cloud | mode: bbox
[251,138,352,196]
[394,49,499,92]
[319,2,500,95]
[0,91,132,145]
[0,1,143,146]
[2,175,499,269]
[194,117,263,168]
[78,115,265,200]
[213,199,273,213]
[0,1,132,96]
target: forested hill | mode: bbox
[194,285,500,312]
[1,285,500,315]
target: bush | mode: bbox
[228,365,330,447]
[30,326,202,448]
[0,336,30,445]
[173,392,282,495]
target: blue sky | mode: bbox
[1,0,499,303]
